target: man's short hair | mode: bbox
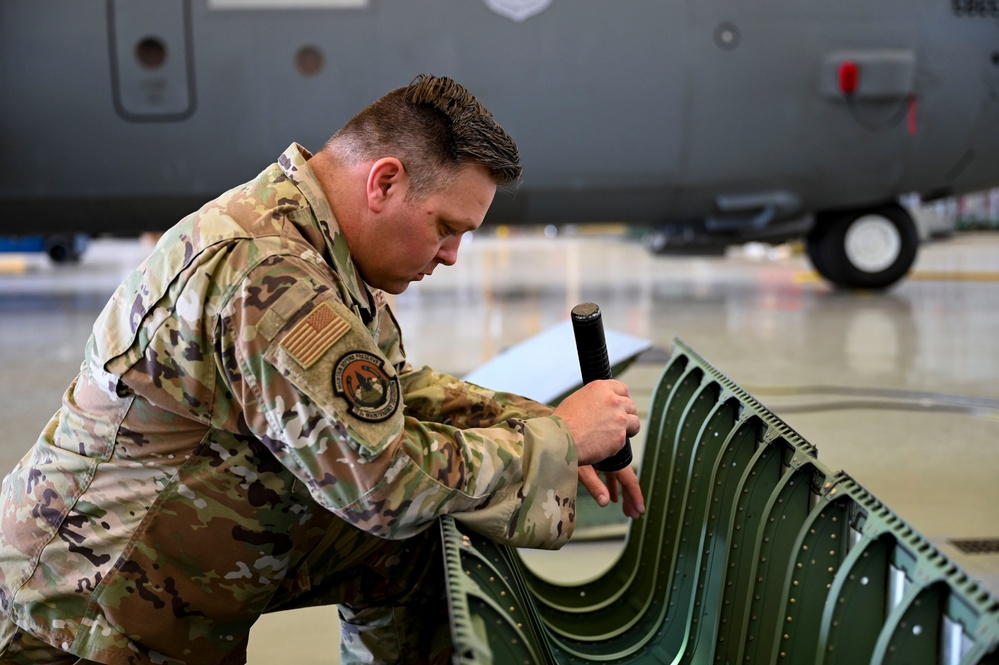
[325,74,522,198]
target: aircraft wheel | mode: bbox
[805,219,846,286]
[806,205,919,289]
[642,229,669,254]
[44,234,86,263]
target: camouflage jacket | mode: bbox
[0,144,578,664]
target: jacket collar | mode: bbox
[277,143,374,322]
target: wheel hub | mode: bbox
[844,215,901,273]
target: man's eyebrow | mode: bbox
[441,215,479,232]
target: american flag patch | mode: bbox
[281,302,351,369]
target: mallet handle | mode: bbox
[570,303,633,473]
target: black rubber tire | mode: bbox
[44,234,86,263]
[806,205,919,289]
[44,235,76,263]
[805,216,847,287]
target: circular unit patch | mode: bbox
[333,351,400,423]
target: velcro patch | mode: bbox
[333,351,400,423]
[281,302,351,369]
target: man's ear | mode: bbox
[366,157,406,212]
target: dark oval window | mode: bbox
[295,45,324,76]
[136,37,167,70]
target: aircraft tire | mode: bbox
[807,205,919,289]
[642,229,669,255]
[805,218,847,287]
[44,234,85,263]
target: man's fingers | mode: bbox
[615,467,645,518]
[606,474,620,503]
[607,379,631,396]
[626,414,641,437]
[578,466,647,521]
[578,466,609,506]
[555,380,640,465]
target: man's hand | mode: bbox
[578,465,645,519]
[553,379,640,465]
[553,379,645,519]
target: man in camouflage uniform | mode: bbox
[0,75,643,664]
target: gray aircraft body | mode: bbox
[3,0,998,287]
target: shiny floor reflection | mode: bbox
[1,229,996,664]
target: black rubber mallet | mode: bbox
[570,302,633,472]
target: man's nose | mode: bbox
[437,235,462,266]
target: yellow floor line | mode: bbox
[0,256,28,274]
[794,272,824,284]
[907,271,999,282]
[795,270,999,283]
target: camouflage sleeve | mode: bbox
[218,257,579,548]
[371,295,557,428]
[399,366,556,428]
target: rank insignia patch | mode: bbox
[282,302,351,369]
[333,351,400,423]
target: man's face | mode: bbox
[354,163,497,294]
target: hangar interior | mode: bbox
[1,222,996,663]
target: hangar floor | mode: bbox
[1,227,996,663]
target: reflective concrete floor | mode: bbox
[1,228,997,663]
